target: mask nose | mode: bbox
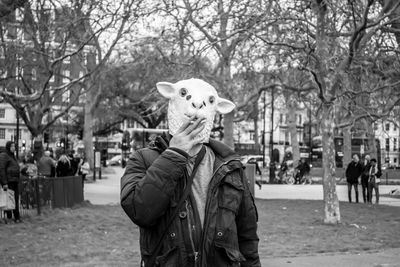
[192,101,206,109]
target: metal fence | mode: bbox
[1,175,83,218]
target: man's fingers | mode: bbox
[175,116,196,134]
[189,121,206,138]
[183,117,204,135]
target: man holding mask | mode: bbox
[121,78,260,267]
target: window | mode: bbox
[249,130,255,141]
[0,129,5,139]
[64,56,70,64]
[0,70,6,79]
[385,123,390,131]
[0,109,5,118]
[84,52,88,65]
[394,138,398,151]
[78,91,86,104]
[386,138,390,152]
[32,69,37,81]
[13,129,21,139]
[62,90,70,103]
[62,70,70,83]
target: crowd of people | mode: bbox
[0,140,89,224]
[346,154,382,204]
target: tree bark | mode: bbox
[83,104,94,169]
[223,111,235,149]
[343,126,352,169]
[287,103,300,166]
[363,118,377,159]
[321,103,341,224]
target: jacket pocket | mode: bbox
[155,246,180,267]
[213,242,245,267]
[218,175,244,214]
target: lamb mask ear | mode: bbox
[216,97,236,114]
[156,82,176,99]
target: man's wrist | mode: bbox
[167,147,189,159]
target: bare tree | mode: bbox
[156,0,276,148]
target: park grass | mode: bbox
[1,199,400,266]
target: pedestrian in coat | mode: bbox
[345,154,363,203]
[0,141,22,223]
[368,158,382,204]
[121,78,260,267]
[361,155,371,203]
[37,150,56,178]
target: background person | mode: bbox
[294,158,311,185]
[345,154,363,203]
[56,154,74,177]
[361,155,371,203]
[0,141,22,223]
[368,158,382,204]
[37,150,56,178]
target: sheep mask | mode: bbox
[156,78,235,143]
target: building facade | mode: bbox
[0,7,95,155]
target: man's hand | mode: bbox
[169,116,206,154]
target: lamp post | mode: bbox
[262,90,266,168]
[269,86,275,183]
[15,54,21,159]
[308,108,312,166]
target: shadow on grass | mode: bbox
[1,199,399,266]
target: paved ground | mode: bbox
[84,166,400,266]
[254,183,400,206]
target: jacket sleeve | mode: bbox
[0,153,8,185]
[120,148,188,228]
[236,170,261,267]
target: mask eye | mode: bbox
[179,88,187,97]
[209,96,215,104]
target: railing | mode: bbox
[1,175,83,218]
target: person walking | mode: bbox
[361,155,371,203]
[78,157,90,188]
[121,78,260,267]
[0,141,22,223]
[345,154,363,203]
[294,159,311,185]
[368,158,382,204]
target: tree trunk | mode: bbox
[83,105,94,169]
[253,116,261,154]
[363,118,377,160]
[321,103,341,224]
[223,111,234,149]
[343,126,352,169]
[287,103,300,166]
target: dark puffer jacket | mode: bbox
[121,135,260,267]
[0,141,20,185]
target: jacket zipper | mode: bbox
[198,159,239,266]
[185,200,198,262]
